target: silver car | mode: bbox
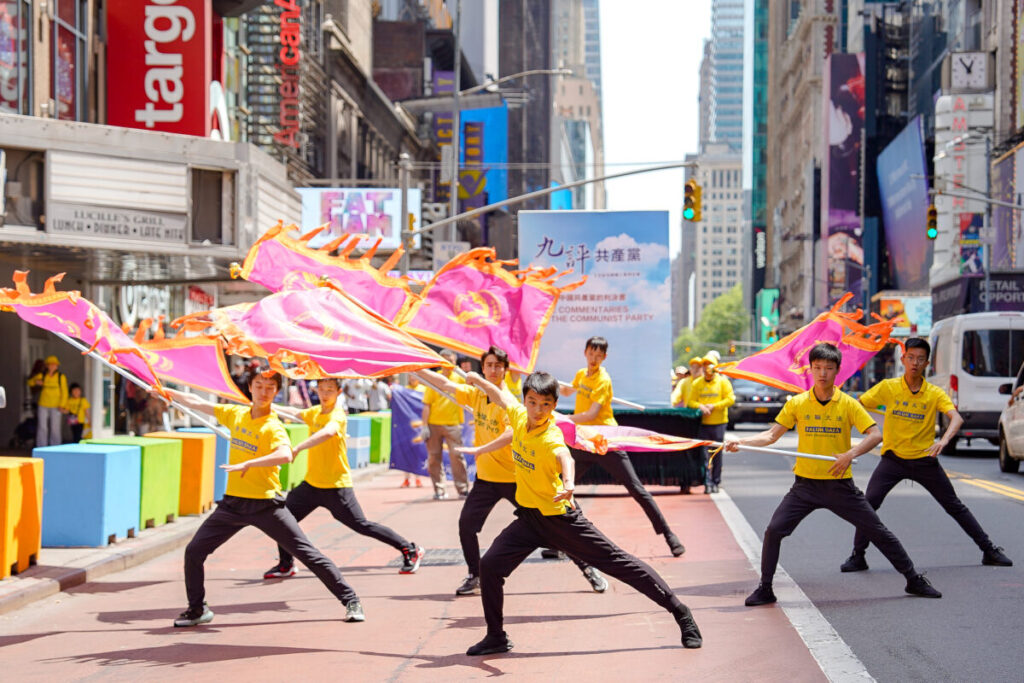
[997,361,1024,473]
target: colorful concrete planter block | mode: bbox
[85,436,182,529]
[346,415,372,469]
[0,457,43,576]
[280,423,310,490]
[177,427,229,500]
[365,411,392,464]
[145,431,215,516]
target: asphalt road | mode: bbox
[723,423,1024,683]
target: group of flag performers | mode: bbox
[2,223,1014,656]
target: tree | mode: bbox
[673,283,748,366]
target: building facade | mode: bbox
[709,0,745,151]
[693,143,744,323]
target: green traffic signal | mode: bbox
[926,226,938,239]
[683,207,695,220]
[926,204,938,240]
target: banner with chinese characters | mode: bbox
[518,211,671,407]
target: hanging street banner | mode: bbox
[518,211,671,408]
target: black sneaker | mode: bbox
[466,631,514,656]
[582,566,609,593]
[674,606,703,649]
[904,573,942,599]
[665,532,686,557]
[344,600,366,622]
[710,484,720,493]
[400,544,424,574]
[540,548,565,560]
[263,562,296,579]
[173,603,214,627]
[703,484,712,494]
[744,583,777,606]
[455,574,480,595]
[840,552,869,573]
[982,546,1013,566]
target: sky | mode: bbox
[599,0,713,257]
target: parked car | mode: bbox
[997,360,1024,473]
[929,311,1024,453]
[728,379,791,427]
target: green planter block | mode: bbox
[279,423,310,490]
[366,411,392,464]
[85,436,182,529]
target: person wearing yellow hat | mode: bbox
[686,354,734,493]
[672,356,704,407]
[27,355,68,447]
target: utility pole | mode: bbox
[398,152,412,275]
[448,0,462,243]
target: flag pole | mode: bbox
[710,441,858,464]
[55,332,231,440]
[556,381,645,410]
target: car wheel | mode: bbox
[940,436,958,455]
[999,434,1020,473]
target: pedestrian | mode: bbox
[263,377,425,579]
[343,378,371,414]
[672,356,704,408]
[27,355,66,447]
[166,373,365,627]
[137,389,169,435]
[417,346,609,597]
[560,336,686,557]
[724,342,943,607]
[367,377,392,412]
[839,337,1012,572]
[462,370,702,655]
[65,383,91,442]
[422,350,468,499]
[686,355,735,493]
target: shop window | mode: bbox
[0,0,32,115]
[53,0,88,121]
[1,147,44,228]
[190,169,235,245]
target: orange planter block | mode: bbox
[145,432,215,516]
[0,457,44,577]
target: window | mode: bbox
[53,0,88,121]
[190,169,236,245]
[0,0,32,114]
[961,330,1024,377]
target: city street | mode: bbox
[3,427,1021,681]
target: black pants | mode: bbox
[184,495,358,609]
[570,448,671,535]
[853,453,993,555]
[699,423,727,486]
[279,482,410,565]
[761,477,916,585]
[69,424,84,443]
[458,479,588,577]
[480,506,685,636]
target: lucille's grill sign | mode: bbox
[106,0,213,136]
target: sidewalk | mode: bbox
[0,463,389,616]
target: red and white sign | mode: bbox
[106,0,213,136]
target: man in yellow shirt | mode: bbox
[687,355,735,493]
[263,377,424,580]
[463,370,702,656]
[725,343,942,606]
[27,355,67,447]
[167,372,364,627]
[560,337,685,557]
[422,349,468,499]
[670,357,703,407]
[417,346,608,596]
[840,338,1011,572]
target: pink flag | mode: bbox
[395,248,585,372]
[138,335,250,402]
[553,414,710,454]
[1,272,163,390]
[174,282,449,379]
[234,222,417,321]
[719,294,897,393]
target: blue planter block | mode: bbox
[33,444,141,547]
[178,427,229,500]
[346,416,372,469]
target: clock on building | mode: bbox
[950,52,989,91]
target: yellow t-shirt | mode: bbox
[671,377,692,407]
[300,404,353,488]
[455,383,515,482]
[215,404,290,499]
[30,372,68,409]
[686,374,735,425]
[774,389,877,479]
[423,375,465,425]
[65,396,90,425]
[572,367,617,426]
[507,401,570,516]
[504,372,523,399]
[860,377,954,460]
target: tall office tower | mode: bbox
[710,0,744,150]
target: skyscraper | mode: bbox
[710,0,744,151]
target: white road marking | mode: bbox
[712,489,875,682]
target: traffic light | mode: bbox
[683,179,702,222]
[926,204,938,240]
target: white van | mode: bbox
[929,311,1024,453]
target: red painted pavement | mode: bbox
[0,472,825,682]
